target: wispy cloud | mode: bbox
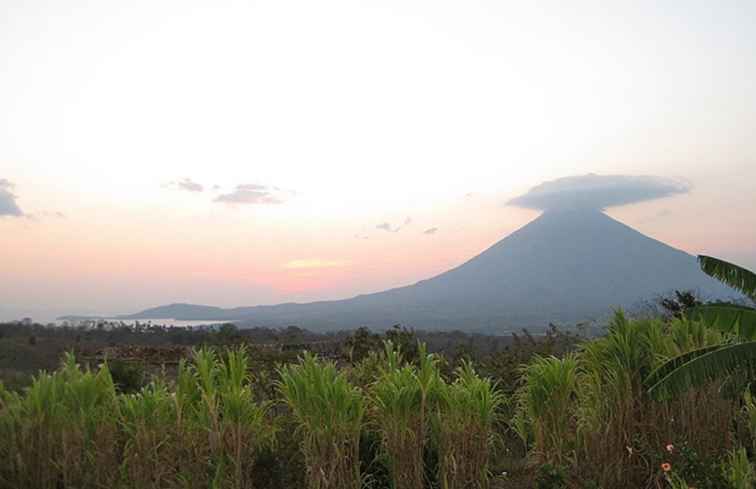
[0,179,23,217]
[215,184,287,205]
[376,222,396,232]
[177,178,204,192]
[508,174,690,212]
[376,217,412,233]
[166,177,204,193]
[33,211,67,220]
[423,227,438,235]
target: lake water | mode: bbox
[53,318,233,328]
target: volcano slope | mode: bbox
[127,209,732,332]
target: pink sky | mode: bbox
[1,1,755,320]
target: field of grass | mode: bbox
[1,306,755,489]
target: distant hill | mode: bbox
[118,304,229,321]
[57,315,107,321]
[123,210,735,332]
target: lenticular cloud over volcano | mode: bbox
[508,174,690,212]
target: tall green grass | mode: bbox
[277,352,364,489]
[723,447,755,489]
[435,360,504,489]
[513,311,740,488]
[0,347,274,489]
[2,315,744,489]
[0,353,119,489]
[371,342,441,489]
[513,353,578,466]
[119,379,178,487]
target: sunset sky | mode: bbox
[2,1,755,321]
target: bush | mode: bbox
[535,463,567,489]
[108,359,145,394]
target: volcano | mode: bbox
[124,209,733,332]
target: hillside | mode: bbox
[122,210,733,332]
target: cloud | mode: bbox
[166,177,204,192]
[215,184,286,205]
[0,179,23,217]
[176,178,204,192]
[423,227,438,235]
[34,211,66,219]
[376,222,395,232]
[508,174,690,212]
[376,217,413,233]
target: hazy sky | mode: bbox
[1,0,755,320]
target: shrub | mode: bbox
[535,463,567,489]
[108,359,146,393]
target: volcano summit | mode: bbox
[123,175,733,332]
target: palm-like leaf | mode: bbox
[689,304,756,339]
[644,344,724,391]
[647,341,756,401]
[699,255,756,300]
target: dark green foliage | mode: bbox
[343,327,382,363]
[699,255,756,300]
[277,353,364,489]
[107,359,146,394]
[659,290,701,320]
[644,343,724,394]
[663,442,728,489]
[648,341,756,400]
[215,323,241,343]
[647,256,756,400]
[535,463,567,489]
[0,369,32,393]
[474,325,580,399]
[384,325,420,363]
[1,312,750,488]
[252,417,306,489]
[357,429,391,489]
[689,304,756,339]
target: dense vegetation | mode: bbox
[1,256,755,489]
[0,321,576,489]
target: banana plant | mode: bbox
[687,256,756,338]
[647,256,756,399]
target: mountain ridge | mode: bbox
[120,210,735,332]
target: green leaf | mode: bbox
[647,341,756,401]
[699,255,756,300]
[644,344,724,390]
[689,304,756,339]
